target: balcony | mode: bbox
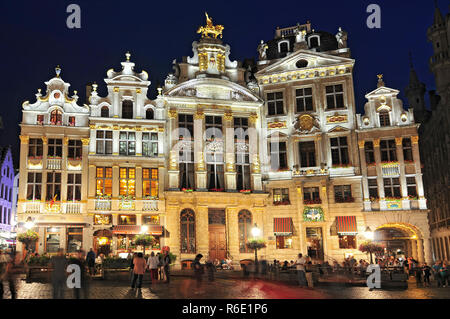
[293,166,328,177]
[47,158,62,170]
[24,201,41,214]
[381,162,400,177]
[119,200,135,211]
[65,202,82,214]
[142,200,158,211]
[95,199,112,211]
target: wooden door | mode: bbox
[209,225,226,261]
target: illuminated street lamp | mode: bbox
[251,223,261,238]
[24,217,35,230]
[141,225,149,234]
[364,226,374,240]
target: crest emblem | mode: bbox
[294,114,320,134]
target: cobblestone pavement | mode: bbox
[1,276,450,299]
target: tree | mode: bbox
[359,241,385,264]
[17,230,39,257]
[246,239,266,264]
[134,234,155,255]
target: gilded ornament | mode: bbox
[89,124,96,129]
[63,137,69,145]
[373,139,380,148]
[358,140,365,149]
[395,137,403,146]
[411,136,419,144]
[224,112,233,121]
[42,137,48,144]
[19,135,29,144]
[168,109,178,119]
[81,138,90,146]
[249,113,258,125]
[194,110,205,120]
[197,12,224,39]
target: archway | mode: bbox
[93,229,112,256]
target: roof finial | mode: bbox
[126,52,131,62]
[92,82,98,92]
[377,74,385,88]
[55,65,61,78]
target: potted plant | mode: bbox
[240,189,251,194]
[359,241,384,264]
[17,230,39,256]
[246,239,266,264]
[134,234,155,255]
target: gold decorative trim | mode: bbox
[249,113,258,125]
[326,115,348,124]
[268,121,287,129]
[168,109,178,119]
[358,140,365,149]
[89,124,96,129]
[158,127,165,132]
[81,138,90,146]
[224,112,233,121]
[42,137,48,144]
[136,88,142,94]
[411,136,419,144]
[194,110,205,120]
[113,125,120,130]
[113,153,119,156]
[113,87,119,93]
[63,137,69,145]
[19,135,29,144]
[373,139,380,148]
[395,137,403,146]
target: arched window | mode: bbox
[122,100,133,119]
[180,209,195,253]
[279,41,289,53]
[238,210,252,253]
[146,108,154,120]
[379,111,390,127]
[50,110,62,125]
[309,36,320,48]
[101,106,109,118]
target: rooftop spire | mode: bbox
[433,0,444,26]
[377,74,385,88]
[55,65,61,78]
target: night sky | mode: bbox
[0,0,444,167]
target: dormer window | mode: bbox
[68,116,76,127]
[146,108,154,120]
[122,100,133,119]
[309,36,320,48]
[50,110,62,126]
[379,111,390,127]
[278,41,289,53]
[101,106,109,118]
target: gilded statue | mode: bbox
[197,12,224,39]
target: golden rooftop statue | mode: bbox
[197,12,224,39]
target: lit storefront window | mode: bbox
[142,215,159,225]
[118,214,136,225]
[67,227,83,252]
[45,227,60,253]
[119,168,136,198]
[143,168,158,198]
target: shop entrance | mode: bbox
[306,227,324,261]
[93,229,112,256]
[208,209,226,261]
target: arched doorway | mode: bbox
[93,229,112,256]
[374,224,421,261]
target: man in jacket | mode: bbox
[295,253,307,287]
[163,250,171,284]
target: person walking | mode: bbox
[51,248,67,299]
[440,262,448,288]
[423,263,431,287]
[72,250,89,299]
[163,250,171,284]
[147,252,159,286]
[86,248,96,276]
[432,261,443,288]
[414,264,423,287]
[1,252,20,299]
[131,252,146,289]
[295,253,307,287]
[193,254,204,289]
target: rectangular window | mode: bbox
[119,168,136,197]
[406,177,417,198]
[67,173,82,201]
[270,141,288,170]
[119,132,136,156]
[26,172,42,200]
[142,215,159,225]
[235,117,250,191]
[68,140,82,160]
[67,227,82,253]
[364,141,375,164]
[206,116,224,190]
[296,88,313,113]
[368,178,379,199]
[380,140,397,162]
[96,130,113,155]
[143,168,158,198]
[273,188,290,204]
[379,112,390,127]
[334,185,353,203]
[48,139,62,157]
[179,114,194,189]
[94,214,112,225]
[178,114,194,139]
[402,138,413,162]
[339,235,357,249]
[267,92,284,116]
[304,187,321,204]
[46,172,61,201]
[142,133,158,157]
[383,178,401,198]
[28,138,43,158]
[118,214,136,225]
[298,141,316,168]
[326,84,345,109]
[45,227,60,253]
[276,236,293,249]
[96,167,112,196]
[330,137,349,166]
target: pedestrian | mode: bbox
[72,250,89,299]
[131,252,146,289]
[128,250,135,281]
[206,258,215,282]
[295,253,307,287]
[432,261,443,287]
[193,254,204,288]
[439,262,448,288]
[147,252,159,286]
[414,264,423,287]
[423,263,431,287]
[163,250,171,284]
[2,252,21,299]
[156,253,164,281]
[51,248,67,299]
[86,248,96,276]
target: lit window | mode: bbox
[119,168,136,198]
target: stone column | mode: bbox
[423,237,433,265]
[417,239,425,264]
[18,136,29,203]
[411,136,427,210]
[42,137,48,202]
[194,110,206,190]
[112,88,120,117]
[136,166,143,199]
[196,206,209,257]
[165,205,180,268]
[411,239,418,260]
[226,207,239,259]
[61,137,69,202]
[249,113,262,191]
[81,138,90,214]
[167,109,179,189]
[135,130,143,156]
[112,165,119,211]
[395,137,410,210]
[224,112,236,191]
[89,125,96,154]
[358,140,371,211]
[112,127,120,156]
[373,139,386,210]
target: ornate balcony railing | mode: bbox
[24,201,41,214]
[381,162,400,177]
[65,202,82,214]
[47,158,62,170]
[95,199,112,211]
[119,200,135,211]
[142,200,158,211]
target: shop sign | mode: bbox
[303,207,324,222]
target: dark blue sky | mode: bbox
[0,0,444,166]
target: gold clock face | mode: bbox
[299,114,314,131]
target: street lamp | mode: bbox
[141,225,149,234]
[24,217,35,230]
[251,223,261,238]
[364,226,374,240]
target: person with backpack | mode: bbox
[423,263,432,287]
[193,254,204,288]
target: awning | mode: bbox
[336,216,357,235]
[274,218,293,236]
[112,225,163,236]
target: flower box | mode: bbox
[332,164,352,169]
[96,195,111,200]
[181,188,194,193]
[143,196,158,200]
[240,189,251,194]
[273,200,291,206]
[303,199,322,205]
[335,197,355,203]
[209,188,224,192]
[385,197,402,202]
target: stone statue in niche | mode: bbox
[336,27,348,49]
[257,40,268,60]
[295,27,307,43]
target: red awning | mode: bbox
[336,216,357,234]
[112,225,163,235]
[274,218,293,236]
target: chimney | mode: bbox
[86,83,92,104]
